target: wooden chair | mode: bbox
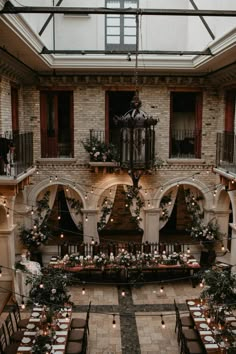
[174,300,194,344]
[12,302,29,330]
[181,334,205,354]
[5,313,24,343]
[0,325,19,354]
[70,301,91,335]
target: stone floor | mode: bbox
[0,279,202,354]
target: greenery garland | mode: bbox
[97,196,113,231]
[124,185,144,227]
[160,193,172,221]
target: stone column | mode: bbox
[143,208,160,243]
[82,209,99,244]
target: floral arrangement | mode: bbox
[31,334,53,354]
[19,191,51,250]
[94,252,108,267]
[27,267,72,309]
[116,250,133,267]
[82,136,118,162]
[185,189,223,248]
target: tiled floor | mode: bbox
[0,280,202,354]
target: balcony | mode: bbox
[170,129,201,159]
[0,132,34,178]
[216,132,236,174]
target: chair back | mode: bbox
[0,324,9,353]
[5,313,14,340]
[86,301,92,334]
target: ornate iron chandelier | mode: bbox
[114,14,158,187]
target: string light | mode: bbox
[147,200,151,207]
[112,314,116,328]
[121,289,125,297]
[85,193,88,200]
[60,233,64,239]
[90,187,94,194]
[221,244,225,251]
[31,207,34,215]
[3,200,6,207]
[161,314,165,329]
[160,286,164,293]
[49,176,52,183]
[187,247,190,254]
[55,176,58,181]
[58,215,61,220]
[6,210,10,218]
[91,238,95,245]
[206,314,211,324]
[39,283,44,289]
[21,296,25,310]
[199,280,204,288]
[82,287,86,295]
[85,215,88,222]
[0,267,2,277]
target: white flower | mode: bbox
[51,288,57,294]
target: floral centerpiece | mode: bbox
[116,250,133,267]
[31,334,53,354]
[94,252,109,268]
[82,136,118,162]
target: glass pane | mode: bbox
[124,1,137,8]
[124,36,136,44]
[107,27,120,35]
[107,36,120,44]
[107,1,120,8]
[124,27,136,35]
[107,18,120,26]
[124,17,136,26]
[107,14,120,19]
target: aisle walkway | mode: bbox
[0,280,201,354]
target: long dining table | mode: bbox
[16,305,72,354]
[186,298,236,354]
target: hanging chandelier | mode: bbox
[114,13,158,187]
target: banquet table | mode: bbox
[186,298,236,354]
[16,305,72,354]
[50,258,200,286]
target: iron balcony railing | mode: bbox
[170,129,201,158]
[216,132,236,174]
[0,132,33,177]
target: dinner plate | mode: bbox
[26,323,35,330]
[230,321,236,327]
[31,312,40,318]
[187,301,195,306]
[54,352,63,354]
[59,324,68,330]
[22,337,31,344]
[204,336,214,342]
[199,323,209,329]
[193,311,202,317]
[56,337,65,343]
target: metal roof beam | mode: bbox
[1,2,236,17]
[41,47,212,56]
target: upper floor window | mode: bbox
[106,0,138,51]
[40,90,74,158]
[170,91,202,159]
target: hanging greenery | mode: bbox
[184,189,223,248]
[19,191,52,251]
[160,193,172,221]
[65,197,83,232]
[97,196,113,231]
[124,185,144,227]
[82,136,119,162]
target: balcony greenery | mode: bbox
[82,136,119,162]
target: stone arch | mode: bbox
[27,177,87,208]
[153,178,213,210]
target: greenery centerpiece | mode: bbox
[31,334,53,354]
